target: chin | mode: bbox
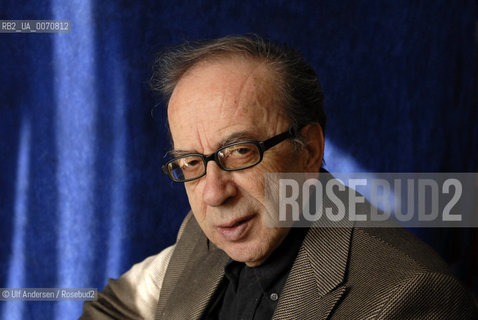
[221,240,270,266]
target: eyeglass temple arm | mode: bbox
[261,130,295,151]
[161,164,170,175]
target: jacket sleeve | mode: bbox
[79,213,194,319]
[79,245,175,320]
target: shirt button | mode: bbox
[270,293,279,301]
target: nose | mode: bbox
[202,161,237,207]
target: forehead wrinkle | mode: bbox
[211,65,250,123]
[239,63,284,133]
[232,61,270,120]
[195,119,213,151]
[196,60,266,143]
[168,79,216,153]
[169,130,260,157]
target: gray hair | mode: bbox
[151,34,326,145]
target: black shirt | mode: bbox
[204,227,307,320]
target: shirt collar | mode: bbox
[224,227,307,293]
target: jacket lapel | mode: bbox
[273,226,353,320]
[156,216,229,320]
[158,239,229,320]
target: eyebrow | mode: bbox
[168,130,260,157]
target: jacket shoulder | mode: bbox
[352,227,450,273]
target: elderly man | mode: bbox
[81,35,477,319]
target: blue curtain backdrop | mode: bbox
[0,1,476,319]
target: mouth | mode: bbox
[216,215,256,242]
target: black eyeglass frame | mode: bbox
[162,129,296,183]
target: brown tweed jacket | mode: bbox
[155,213,477,320]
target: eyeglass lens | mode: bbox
[168,142,261,181]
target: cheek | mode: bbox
[184,183,207,220]
[258,150,295,175]
[231,168,267,205]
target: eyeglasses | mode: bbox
[162,129,295,183]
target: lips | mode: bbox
[216,215,255,242]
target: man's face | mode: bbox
[168,57,307,266]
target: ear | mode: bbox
[300,123,324,172]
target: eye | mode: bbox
[175,156,203,172]
[182,159,200,168]
[232,146,252,156]
[219,145,254,159]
